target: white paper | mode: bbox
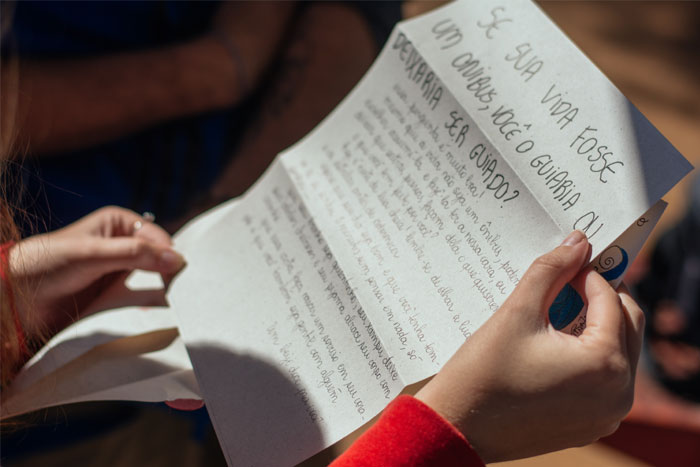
[0,307,198,419]
[3,2,692,464]
[168,1,691,465]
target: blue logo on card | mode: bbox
[596,246,628,281]
[549,284,584,330]
[548,246,628,330]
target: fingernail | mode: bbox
[160,249,185,271]
[561,230,586,247]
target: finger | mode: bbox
[617,283,645,373]
[509,230,590,324]
[82,237,185,277]
[76,272,169,318]
[576,269,625,347]
[89,206,173,245]
[166,399,205,411]
[134,221,173,246]
[115,208,173,245]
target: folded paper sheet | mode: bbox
[0,307,197,419]
[166,1,691,465]
[3,2,692,465]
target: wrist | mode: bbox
[406,394,486,466]
[415,377,491,462]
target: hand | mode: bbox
[9,206,185,339]
[416,230,644,463]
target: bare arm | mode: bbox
[4,2,296,156]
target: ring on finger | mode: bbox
[133,211,156,232]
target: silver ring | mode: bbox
[133,212,156,233]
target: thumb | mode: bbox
[80,237,186,278]
[165,399,205,411]
[508,230,590,327]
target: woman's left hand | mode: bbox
[416,231,643,462]
[9,206,185,338]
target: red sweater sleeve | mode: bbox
[331,395,485,467]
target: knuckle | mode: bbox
[606,350,628,373]
[97,205,123,217]
[601,352,629,380]
[588,349,630,387]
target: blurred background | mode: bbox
[2,1,699,466]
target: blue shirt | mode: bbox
[10,1,233,231]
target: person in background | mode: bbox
[3,1,401,233]
[636,176,700,403]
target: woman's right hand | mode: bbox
[416,230,644,463]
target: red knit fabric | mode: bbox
[332,395,485,466]
[1,241,27,356]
